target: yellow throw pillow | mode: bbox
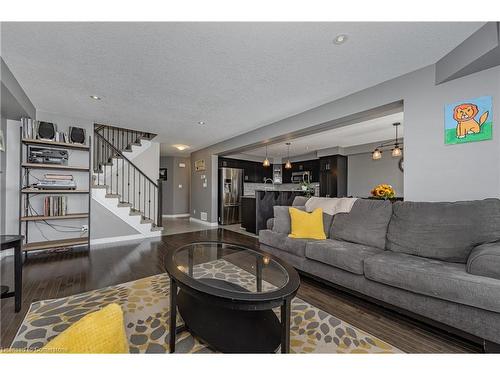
[42,303,129,354]
[288,207,326,240]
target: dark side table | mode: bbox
[0,235,24,312]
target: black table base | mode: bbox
[166,242,299,354]
[1,235,23,312]
[176,279,281,353]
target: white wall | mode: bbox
[348,153,404,198]
[131,141,160,182]
[5,120,21,235]
[0,117,7,235]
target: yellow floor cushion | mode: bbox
[288,207,326,240]
[41,303,129,354]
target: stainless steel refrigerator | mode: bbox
[218,167,243,225]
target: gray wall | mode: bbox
[160,156,174,215]
[161,156,191,216]
[190,149,217,222]
[348,153,404,198]
[91,199,139,238]
[190,64,500,222]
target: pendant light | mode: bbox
[391,122,402,157]
[372,148,382,160]
[284,142,292,169]
[391,145,402,157]
[263,145,271,167]
[371,122,403,160]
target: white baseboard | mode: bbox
[90,233,158,246]
[189,217,219,226]
[162,213,190,218]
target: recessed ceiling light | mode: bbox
[333,34,348,45]
[198,121,205,125]
[173,144,189,151]
[90,95,102,100]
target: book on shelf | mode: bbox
[43,196,68,216]
[44,173,74,181]
[55,131,68,143]
[22,117,38,140]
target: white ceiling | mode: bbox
[1,22,483,156]
[230,112,404,159]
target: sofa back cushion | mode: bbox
[330,199,392,250]
[386,199,500,263]
[292,196,309,207]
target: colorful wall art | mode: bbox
[445,96,492,145]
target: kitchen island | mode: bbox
[240,189,309,234]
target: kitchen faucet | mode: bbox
[264,178,274,184]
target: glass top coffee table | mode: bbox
[164,241,300,353]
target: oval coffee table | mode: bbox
[164,241,300,353]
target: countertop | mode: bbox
[254,189,306,192]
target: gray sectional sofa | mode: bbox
[259,197,500,351]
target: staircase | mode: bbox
[92,124,163,238]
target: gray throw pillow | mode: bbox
[292,196,309,207]
[273,206,305,234]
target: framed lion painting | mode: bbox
[445,95,493,145]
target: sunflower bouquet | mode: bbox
[371,184,396,199]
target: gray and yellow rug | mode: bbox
[11,263,402,354]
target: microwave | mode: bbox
[291,171,311,183]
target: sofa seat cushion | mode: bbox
[259,229,310,257]
[330,199,393,250]
[364,252,500,313]
[386,199,500,263]
[305,239,383,275]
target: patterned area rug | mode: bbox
[11,261,402,354]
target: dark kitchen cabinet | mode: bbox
[319,155,347,198]
[260,164,273,182]
[241,160,256,183]
[219,157,273,183]
[282,165,292,183]
[281,159,319,183]
[219,158,239,169]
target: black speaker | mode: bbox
[37,122,56,140]
[69,127,86,144]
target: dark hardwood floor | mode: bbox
[0,228,482,352]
